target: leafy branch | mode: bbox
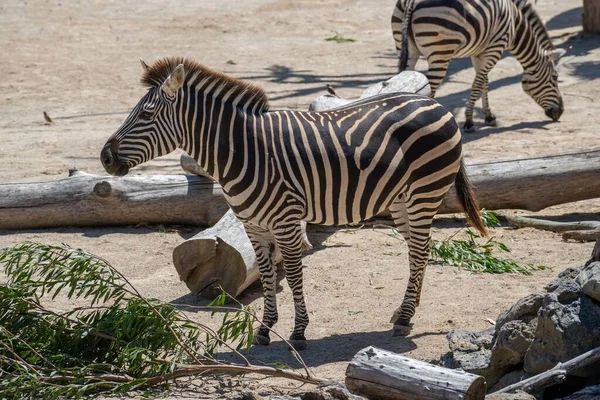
[0,242,322,399]
[430,210,545,274]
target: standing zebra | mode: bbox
[392,0,565,132]
[101,58,486,349]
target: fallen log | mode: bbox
[438,148,600,214]
[309,70,430,111]
[172,209,312,299]
[345,346,486,400]
[503,215,600,232]
[562,229,600,242]
[0,169,228,230]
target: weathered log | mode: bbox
[345,346,486,400]
[438,148,600,214]
[492,346,600,395]
[309,71,430,111]
[173,209,312,299]
[503,215,600,232]
[0,169,228,230]
[584,0,600,34]
[563,229,600,242]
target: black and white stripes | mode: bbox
[101,58,486,347]
[392,0,565,132]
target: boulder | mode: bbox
[577,262,600,302]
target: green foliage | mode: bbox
[480,209,501,228]
[431,229,544,274]
[324,32,356,43]
[0,242,258,399]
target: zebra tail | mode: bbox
[455,159,488,237]
[398,0,416,72]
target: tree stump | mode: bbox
[584,0,600,34]
[172,209,312,299]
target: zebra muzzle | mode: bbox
[100,146,129,176]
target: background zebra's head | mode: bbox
[521,48,565,122]
[101,60,185,176]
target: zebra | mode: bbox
[101,57,487,349]
[392,0,565,132]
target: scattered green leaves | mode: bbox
[431,229,544,274]
[325,32,356,43]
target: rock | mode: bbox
[545,267,582,293]
[524,295,600,375]
[447,328,494,352]
[489,370,532,393]
[577,262,600,302]
[491,319,537,369]
[300,384,366,400]
[485,391,536,400]
[557,384,600,400]
[495,293,545,330]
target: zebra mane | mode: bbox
[512,0,555,51]
[141,57,270,113]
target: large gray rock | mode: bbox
[524,294,600,375]
[577,262,600,302]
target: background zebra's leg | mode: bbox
[465,54,502,132]
[425,57,450,98]
[245,224,278,346]
[472,56,497,127]
[389,194,434,336]
[273,222,309,350]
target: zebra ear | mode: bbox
[140,58,150,71]
[161,64,186,97]
[547,48,566,63]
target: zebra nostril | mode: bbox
[101,147,115,167]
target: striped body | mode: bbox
[392,0,564,132]
[102,58,485,346]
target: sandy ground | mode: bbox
[1,0,600,397]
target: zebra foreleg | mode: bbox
[245,225,278,346]
[465,54,502,132]
[274,222,309,350]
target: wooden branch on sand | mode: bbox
[503,215,600,242]
[345,346,486,400]
[492,346,600,395]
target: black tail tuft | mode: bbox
[455,159,488,237]
[398,0,416,72]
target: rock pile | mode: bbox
[442,259,600,398]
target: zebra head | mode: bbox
[521,48,565,122]
[101,61,186,176]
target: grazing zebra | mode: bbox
[392,0,565,132]
[101,58,487,349]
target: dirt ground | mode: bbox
[1,0,600,398]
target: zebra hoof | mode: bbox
[392,323,413,337]
[485,115,497,126]
[253,332,271,346]
[463,121,476,133]
[289,334,307,350]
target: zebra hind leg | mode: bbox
[388,194,434,336]
[425,57,450,99]
[245,224,278,346]
[274,221,309,350]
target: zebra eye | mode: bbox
[139,109,153,120]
